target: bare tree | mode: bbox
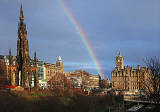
[74,70,92,89]
[47,72,73,89]
[142,57,160,104]
[99,79,106,89]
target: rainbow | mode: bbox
[56,0,105,79]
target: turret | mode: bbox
[137,65,141,70]
[34,51,37,66]
[9,48,13,66]
[56,56,63,66]
[56,56,63,72]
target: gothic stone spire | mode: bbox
[118,50,121,57]
[34,51,37,66]
[9,48,12,65]
[16,5,31,88]
[19,4,24,22]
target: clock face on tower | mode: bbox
[118,60,120,62]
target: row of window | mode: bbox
[129,87,139,90]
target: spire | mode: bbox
[34,51,37,66]
[9,48,12,65]
[19,4,24,22]
[118,50,121,57]
[9,48,11,57]
[34,51,37,61]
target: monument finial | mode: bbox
[118,50,121,57]
[19,3,24,22]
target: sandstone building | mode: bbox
[43,56,63,87]
[1,55,63,89]
[112,51,150,92]
[65,70,100,90]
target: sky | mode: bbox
[0,0,160,80]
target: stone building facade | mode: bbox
[0,59,8,86]
[44,56,63,82]
[1,55,63,89]
[112,51,150,92]
[86,75,100,89]
[66,70,100,90]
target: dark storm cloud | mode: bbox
[0,0,160,79]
